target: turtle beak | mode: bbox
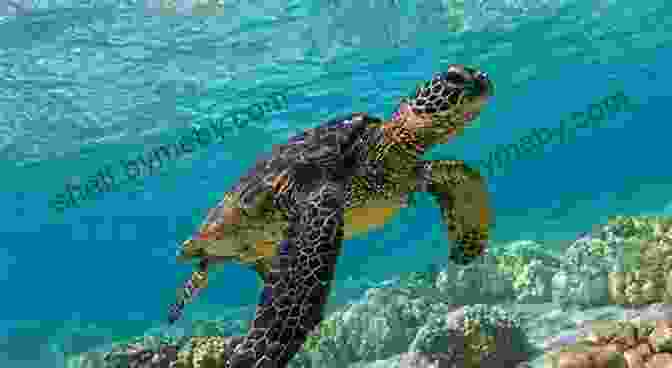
[176,238,205,262]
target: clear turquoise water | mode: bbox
[1,0,671,366]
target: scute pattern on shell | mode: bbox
[226,113,376,211]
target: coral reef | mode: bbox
[552,234,614,309]
[301,318,338,354]
[549,216,672,309]
[436,251,517,304]
[408,303,531,368]
[292,302,531,368]
[603,216,672,306]
[290,283,456,365]
[461,304,531,367]
[67,215,672,368]
[544,319,672,368]
[90,272,533,368]
[496,256,556,303]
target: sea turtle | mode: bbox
[163,64,494,368]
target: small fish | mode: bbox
[574,224,603,243]
[576,232,591,241]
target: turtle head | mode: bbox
[391,64,494,146]
[176,236,208,262]
[176,206,245,263]
[176,234,243,264]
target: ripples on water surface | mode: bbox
[0,0,671,366]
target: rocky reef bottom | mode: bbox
[65,216,672,367]
[540,310,672,368]
[68,302,672,368]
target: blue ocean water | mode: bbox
[0,0,671,366]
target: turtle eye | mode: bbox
[442,71,467,85]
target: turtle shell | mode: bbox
[224,112,380,210]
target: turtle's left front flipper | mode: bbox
[167,259,210,324]
[227,177,345,368]
[417,159,492,265]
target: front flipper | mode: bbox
[227,179,345,368]
[167,255,234,324]
[417,159,492,265]
[167,259,210,324]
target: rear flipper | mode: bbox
[168,240,276,325]
[227,178,345,368]
[167,256,235,324]
[167,259,211,324]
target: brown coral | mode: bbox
[544,319,672,368]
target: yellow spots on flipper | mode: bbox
[343,202,402,239]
